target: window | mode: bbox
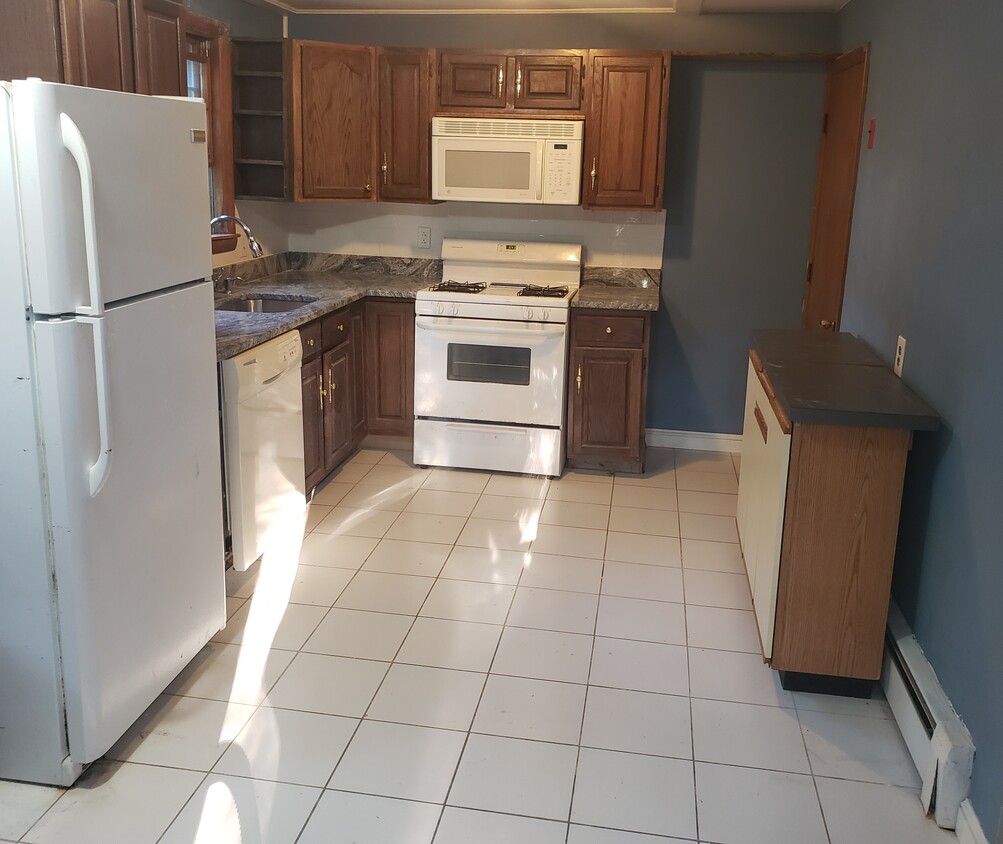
[183,14,234,223]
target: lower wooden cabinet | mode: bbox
[322,344,353,470]
[566,310,650,473]
[301,356,324,488]
[365,299,415,437]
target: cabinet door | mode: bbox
[513,54,583,111]
[584,52,669,210]
[569,346,643,463]
[60,0,135,91]
[365,300,415,437]
[350,305,367,444]
[296,41,376,200]
[378,48,431,202]
[322,346,353,472]
[437,51,510,110]
[132,0,185,96]
[301,356,325,492]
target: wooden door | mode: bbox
[365,300,415,437]
[513,53,583,111]
[378,48,431,202]
[132,0,184,96]
[301,356,325,492]
[584,52,669,210]
[569,346,643,462]
[349,305,367,444]
[322,346,353,471]
[59,0,135,91]
[295,41,376,200]
[802,46,869,332]
[437,50,510,110]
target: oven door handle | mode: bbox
[415,317,567,340]
[446,423,529,436]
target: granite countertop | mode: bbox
[572,267,661,311]
[215,271,428,360]
[752,329,939,431]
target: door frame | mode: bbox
[802,44,869,331]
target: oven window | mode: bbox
[444,150,532,190]
[447,343,531,386]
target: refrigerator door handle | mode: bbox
[60,113,103,317]
[78,316,113,496]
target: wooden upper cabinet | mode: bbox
[61,0,135,91]
[436,49,584,114]
[437,51,509,110]
[294,41,376,201]
[584,51,669,211]
[378,48,432,203]
[513,54,583,111]
[133,0,185,95]
[0,0,64,84]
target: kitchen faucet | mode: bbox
[210,215,263,258]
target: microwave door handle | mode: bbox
[536,144,545,202]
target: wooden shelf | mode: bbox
[234,108,282,117]
[236,158,284,166]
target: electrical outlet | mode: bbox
[894,335,907,377]
[417,226,431,250]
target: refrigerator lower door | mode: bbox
[32,281,225,764]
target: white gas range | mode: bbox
[413,238,582,477]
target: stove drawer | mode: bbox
[574,313,646,347]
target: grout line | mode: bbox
[792,684,835,844]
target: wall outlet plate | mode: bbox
[417,226,431,250]
[894,335,907,377]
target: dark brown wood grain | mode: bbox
[437,50,510,110]
[364,299,415,437]
[61,0,135,91]
[321,308,350,350]
[574,313,646,347]
[770,422,910,679]
[300,321,322,361]
[322,345,353,471]
[350,304,367,447]
[513,54,583,110]
[0,0,63,83]
[378,47,432,203]
[301,355,325,493]
[295,40,376,201]
[802,46,869,332]
[132,0,184,96]
[583,51,669,211]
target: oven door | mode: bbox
[432,136,544,204]
[414,315,567,427]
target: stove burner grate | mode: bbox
[518,284,569,299]
[430,280,487,294]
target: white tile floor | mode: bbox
[0,447,959,844]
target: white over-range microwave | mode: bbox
[432,117,583,205]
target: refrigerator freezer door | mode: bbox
[32,282,225,764]
[12,80,211,315]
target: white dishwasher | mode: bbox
[222,330,305,571]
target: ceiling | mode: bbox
[255,0,849,14]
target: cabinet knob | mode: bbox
[307,338,315,347]
[330,382,337,391]
[605,326,612,334]
[365,184,371,193]
[819,319,835,330]
[338,324,344,331]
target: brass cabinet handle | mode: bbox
[382,152,388,184]
[516,66,522,97]
[365,183,371,193]
[497,64,504,97]
[576,364,582,394]
[307,338,315,347]
[319,380,325,412]
[338,324,344,331]
[590,157,597,191]
[605,326,612,334]
[819,318,835,329]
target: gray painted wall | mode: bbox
[188,0,283,36]
[838,1,1003,836]
[654,59,824,433]
[287,12,838,53]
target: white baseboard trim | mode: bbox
[883,601,975,830]
[956,799,991,844]
[645,428,742,453]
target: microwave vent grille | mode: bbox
[433,118,583,141]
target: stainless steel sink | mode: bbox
[216,295,317,314]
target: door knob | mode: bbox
[820,319,836,330]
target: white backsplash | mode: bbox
[235,200,665,269]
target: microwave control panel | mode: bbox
[542,140,583,205]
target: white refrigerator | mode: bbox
[0,80,225,786]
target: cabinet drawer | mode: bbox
[574,314,645,347]
[300,321,322,360]
[322,309,350,350]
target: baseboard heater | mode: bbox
[882,600,975,830]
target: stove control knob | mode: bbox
[451,304,459,316]
[542,309,549,320]
[526,308,534,320]
[436,303,444,315]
